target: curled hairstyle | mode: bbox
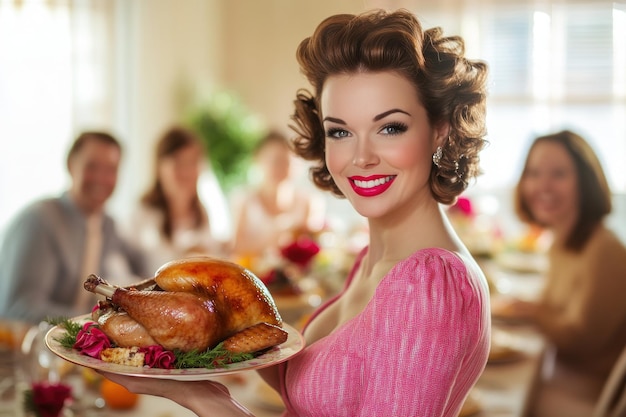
[514,130,612,251]
[141,126,208,241]
[290,9,488,204]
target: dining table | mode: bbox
[0,250,548,417]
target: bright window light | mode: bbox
[532,11,551,100]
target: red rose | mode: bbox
[280,236,320,268]
[73,322,111,358]
[139,345,176,369]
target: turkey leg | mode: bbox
[84,274,224,352]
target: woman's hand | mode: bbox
[97,371,256,417]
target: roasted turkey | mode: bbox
[84,256,287,353]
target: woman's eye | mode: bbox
[326,128,350,139]
[380,122,408,136]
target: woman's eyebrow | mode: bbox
[323,109,410,124]
[373,108,410,121]
[322,116,346,124]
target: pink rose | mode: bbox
[139,345,176,369]
[30,382,72,417]
[73,322,111,358]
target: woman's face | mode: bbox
[158,143,203,201]
[320,71,445,220]
[520,141,579,231]
[257,141,292,185]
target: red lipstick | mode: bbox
[349,175,396,197]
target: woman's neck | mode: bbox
[167,198,195,224]
[364,202,461,275]
[549,215,578,247]
[258,181,293,214]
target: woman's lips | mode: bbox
[349,175,396,197]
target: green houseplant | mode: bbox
[185,90,264,192]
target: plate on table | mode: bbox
[495,251,547,274]
[488,343,526,364]
[45,314,305,381]
[488,329,527,364]
[490,296,534,325]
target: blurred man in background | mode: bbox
[0,131,149,323]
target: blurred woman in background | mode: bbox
[230,130,325,267]
[505,130,626,417]
[125,126,227,274]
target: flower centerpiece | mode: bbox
[259,235,321,296]
[447,195,503,258]
[23,381,72,417]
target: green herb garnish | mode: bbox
[174,343,254,369]
[46,316,83,348]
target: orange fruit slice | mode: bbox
[99,377,139,409]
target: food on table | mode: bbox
[83,256,288,357]
[221,322,287,353]
[100,346,145,367]
[488,343,523,363]
[99,378,139,409]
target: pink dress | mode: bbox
[279,247,491,417]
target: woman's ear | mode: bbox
[434,123,451,150]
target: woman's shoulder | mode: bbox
[381,248,487,296]
[587,224,626,255]
[122,204,164,233]
[399,247,476,276]
[130,203,162,219]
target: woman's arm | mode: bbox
[97,372,256,417]
[535,235,626,355]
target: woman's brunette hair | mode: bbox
[141,126,208,241]
[290,9,488,204]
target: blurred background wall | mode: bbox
[0,0,624,243]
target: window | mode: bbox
[0,0,114,234]
[411,0,625,192]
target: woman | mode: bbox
[505,130,626,416]
[125,126,226,274]
[102,10,490,416]
[231,130,324,262]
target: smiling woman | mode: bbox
[498,129,626,417]
[93,9,491,417]
[321,73,437,206]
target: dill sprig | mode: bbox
[174,342,254,369]
[46,316,83,348]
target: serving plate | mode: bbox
[45,314,305,380]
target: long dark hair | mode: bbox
[141,126,207,241]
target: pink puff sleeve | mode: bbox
[281,248,490,417]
